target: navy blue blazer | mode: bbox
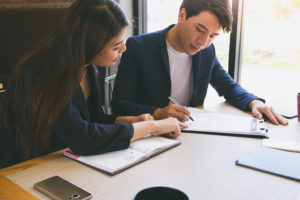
[0,66,133,169]
[112,25,261,116]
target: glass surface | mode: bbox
[241,0,300,111]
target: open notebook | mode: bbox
[183,107,268,138]
[63,135,181,175]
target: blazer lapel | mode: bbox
[89,65,105,114]
[73,87,90,120]
[72,65,102,121]
[158,25,175,78]
[190,51,202,106]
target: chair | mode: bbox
[104,74,116,114]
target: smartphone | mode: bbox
[275,109,298,119]
[34,176,93,200]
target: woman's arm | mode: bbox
[131,117,187,142]
[115,114,187,142]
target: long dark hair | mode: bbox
[0,0,129,159]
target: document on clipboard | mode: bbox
[182,107,268,138]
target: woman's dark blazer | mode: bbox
[0,65,134,169]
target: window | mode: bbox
[241,0,300,110]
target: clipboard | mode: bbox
[182,108,268,138]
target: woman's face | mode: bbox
[90,28,126,67]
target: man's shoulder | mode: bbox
[127,32,160,45]
[194,44,216,59]
[126,27,169,47]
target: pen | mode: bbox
[168,97,194,121]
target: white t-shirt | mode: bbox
[166,41,194,106]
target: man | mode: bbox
[112,0,288,125]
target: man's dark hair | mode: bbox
[180,0,233,32]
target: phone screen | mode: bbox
[34,176,92,200]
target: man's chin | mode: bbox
[186,50,198,56]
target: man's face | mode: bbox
[177,9,221,56]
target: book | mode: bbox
[182,107,268,138]
[236,146,300,181]
[63,135,181,175]
[262,139,300,153]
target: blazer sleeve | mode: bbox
[53,100,134,156]
[97,114,117,124]
[112,37,158,116]
[209,46,264,111]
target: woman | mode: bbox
[0,0,185,169]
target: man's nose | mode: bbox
[197,34,209,47]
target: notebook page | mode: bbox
[78,149,145,173]
[129,135,179,155]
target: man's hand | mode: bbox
[249,100,288,125]
[153,104,190,122]
[115,114,154,124]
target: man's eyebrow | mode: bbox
[114,40,123,46]
[197,23,220,36]
[197,23,208,31]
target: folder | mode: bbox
[236,146,300,181]
[183,108,268,138]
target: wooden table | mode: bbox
[1,102,300,200]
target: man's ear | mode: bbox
[178,8,187,23]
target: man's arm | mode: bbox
[210,56,261,111]
[209,46,288,125]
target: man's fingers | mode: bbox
[170,110,189,122]
[260,108,279,125]
[170,104,190,115]
[271,110,288,126]
[252,109,263,120]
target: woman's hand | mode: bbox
[131,117,187,142]
[115,113,153,123]
[152,117,188,138]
